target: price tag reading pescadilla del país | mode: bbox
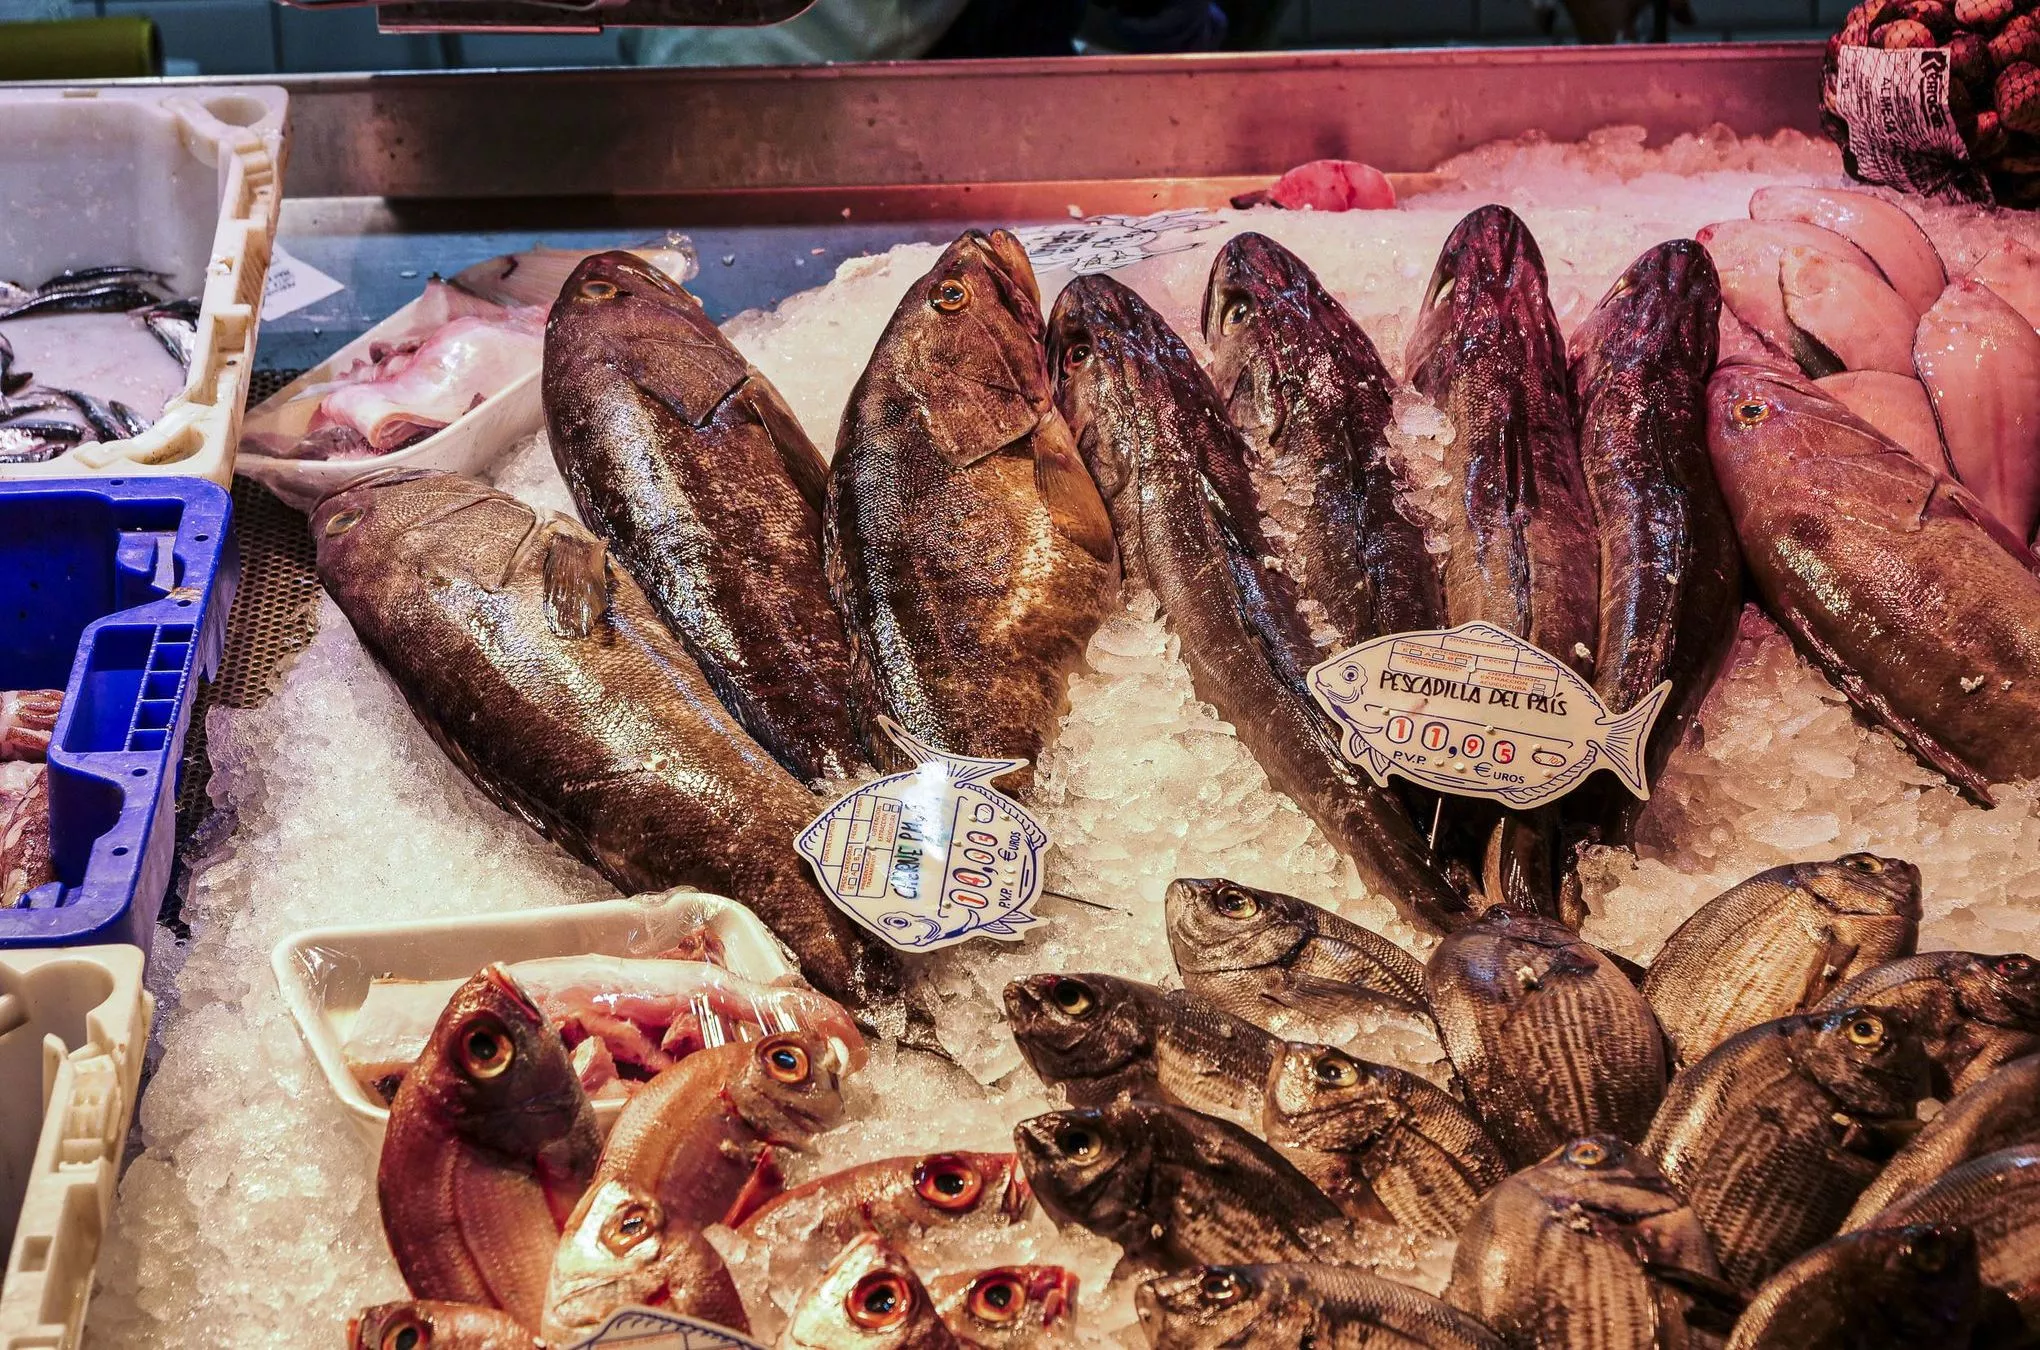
[1306,622,1670,811]
[795,720,1049,954]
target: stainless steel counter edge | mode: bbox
[12,44,1827,214]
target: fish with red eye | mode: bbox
[778,1233,958,1349]
[929,1265,1080,1348]
[732,1151,1033,1255]
[347,1300,542,1350]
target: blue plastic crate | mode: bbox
[0,479,237,953]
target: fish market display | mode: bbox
[312,472,910,1028]
[1843,1052,2040,1226]
[1426,908,1666,1166]
[732,1151,1033,1253]
[545,251,863,784]
[1445,1135,1735,1350]
[1048,271,1471,933]
[341,953,864,1105]
[1643,1007,1932,1289]
[1640,855,1921,1068]
[376,967,600,1327]
[1912,277,2040,542]
[1004,973,1278,1125]
[1706,360,2040,803]
[928,1266,1079,1348]
[1812,949,2040,1095]
[828,230,1117,787]
[0,760,54,907]
[779,1234,958,1350]
[1261,1042,1509,1235]
[348,1301,541,1350]
[541,1178,750,1341]
[1163,877,1430,1033]
[1847,1145,2040,1337]
[1722,1224,1981,1350]
[1136,1264,1506,1349]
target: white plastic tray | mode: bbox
[0,945,152,1350]
[0,85,288,487]
[271,888,805,1148]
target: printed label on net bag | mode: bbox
[569,1308,765,1350]
[1306,622,1670,811]
[1830,45,1989,201]
[796,720,1049,953]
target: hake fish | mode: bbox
[1706,360,2040,804]
[1262,1041,1509,1236]
[1048,273,1472,934]
[1004,972,1279,1127]
[827,230,1117,790]
[1445,1135,1737,1350]
[1844,1053,2040,1229]
[779,1233,959,1350]
[1641,854,1922,1069]
[1164,877,1430,1032]
[545,251,865,784]
[1846,1144,2040,1339]
[541,1178,750,1342]
[1013,1098,1355,1269]
[376,966,599,1327]
[1812,950,2040,1096]
[1724,1223,1980,1350]
[1427,909,1667,1166]
[312,472,912,1030]
[1138,1263,1508,1350]
[1643,1007,1933,1290]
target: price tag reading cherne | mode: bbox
[796,720,1049,953]
[1307,622,1669,811]
[568,1308,764,1350]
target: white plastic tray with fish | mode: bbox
[272,887,807,1146]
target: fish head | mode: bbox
[1004,972,1150,1080]
[544,1178,727,1338]
[1451,906,1596,987]
[1135,1266,1312,1348]
[1162,878,1307,977]
[1045,272,1178,514]
[1199,231,1319,423]
[1796,853,1924,921]
[400,964,588,1154]
[1262,1042,1407,1149]
[1798,1005,1935,1116]
[546,251,743,423]
[1573,239,1720,384]
[1405,204,1549,371]
[1012,1105,1148,1231]
[782,1232,947,1350]
[311,470,535,599]
[1705,357,1905,496]
[876,1150,1034,1231]
[348,1300,536,1350]
[1519,1135,1697,1233]
[726,1029,847,1145]
[1960,951,2040,1025]
[931,1265,1079,1347]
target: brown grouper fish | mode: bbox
[544,250,865,786]
[827,230,1118,792]
[313,471,917,1039]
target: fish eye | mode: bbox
[457,1016,514,1079]
[1565,1139,1611,1168]
[1222,296,1252,331]
[381,1318,427,1350]
[1062,340,1093,369]
[933,278,971,313]
[1733,399,1772,426]
[968,1273,1025,1322]
[1198,1271,1243,1306]
[1846,1014,1887,1048]
[1213,885,1259,919]
[1905,1231,1950,1273]
[1057,1128,1100,1161]
[849,1273,913,1328]
[762,1038,811,1084]
[323,508,364,537]
[1312,1051,1359,1088]
[1430,275,1455,306]
[914,1154,985,1211]
[1050,978,1095,1017]
[1840,854,1885,874]
[600,1199,663,1256]
[579,279,618,301]
[1998,955,2035,978]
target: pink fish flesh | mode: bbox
[310,316,542,453]
[0,690,60,761]
[1,762,54,906]
[1914,278,2040,543]
[1749,186,1947,315]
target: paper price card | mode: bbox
[569,1308,763,1350]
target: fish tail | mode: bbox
[1599,681,1671,801]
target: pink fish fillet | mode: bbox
[1914,278,2040,543]
[1749,186,1947,315]
[1971,240,2040,335]
[0,690,61,762]
[312,316,543,452]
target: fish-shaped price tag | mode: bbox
[1307,622,1670,811]
[568,1308,764,1349]
[796,720,1050,953]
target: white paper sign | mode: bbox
[568,1309,763,1350]
[1306,622,1669,811]
[260,245,346,321]
[1013,210,1223,276]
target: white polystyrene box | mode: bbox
[0,945,152,1350]
[0,84,288,486]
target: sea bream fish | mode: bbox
[779,1233,959,1350]
[733,1151,1033,1255]
[348,1300,542,1350]
[928,1266,1078,1349]
[545,251,865,784]
[1138,1264,1508,1350]
[1843,1052,2040,1228]
[827,229,1117,791]
[312,472,914,1034]
[1724,1224,1981,1350]
[1048,272,1473,934]
[540,1177,750,1342]
[1707,361,2040,803]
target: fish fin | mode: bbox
[738,377,831,515]
[1598,681,1670,801]
[1642,1264,1745,1333]
[1773,600,1996,806]
[539,520,613,641]
[720,1148,786,1229]
[1598,946,1649,988]
[1032,413,1117,564]
[1798,927,1859,1008]
[1779,258,1849,379]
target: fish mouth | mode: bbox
[982,230,1041,309]
[1032,1267,1079,1326]
[1001,1164,1036,1220]
[342,1314,362,1349]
